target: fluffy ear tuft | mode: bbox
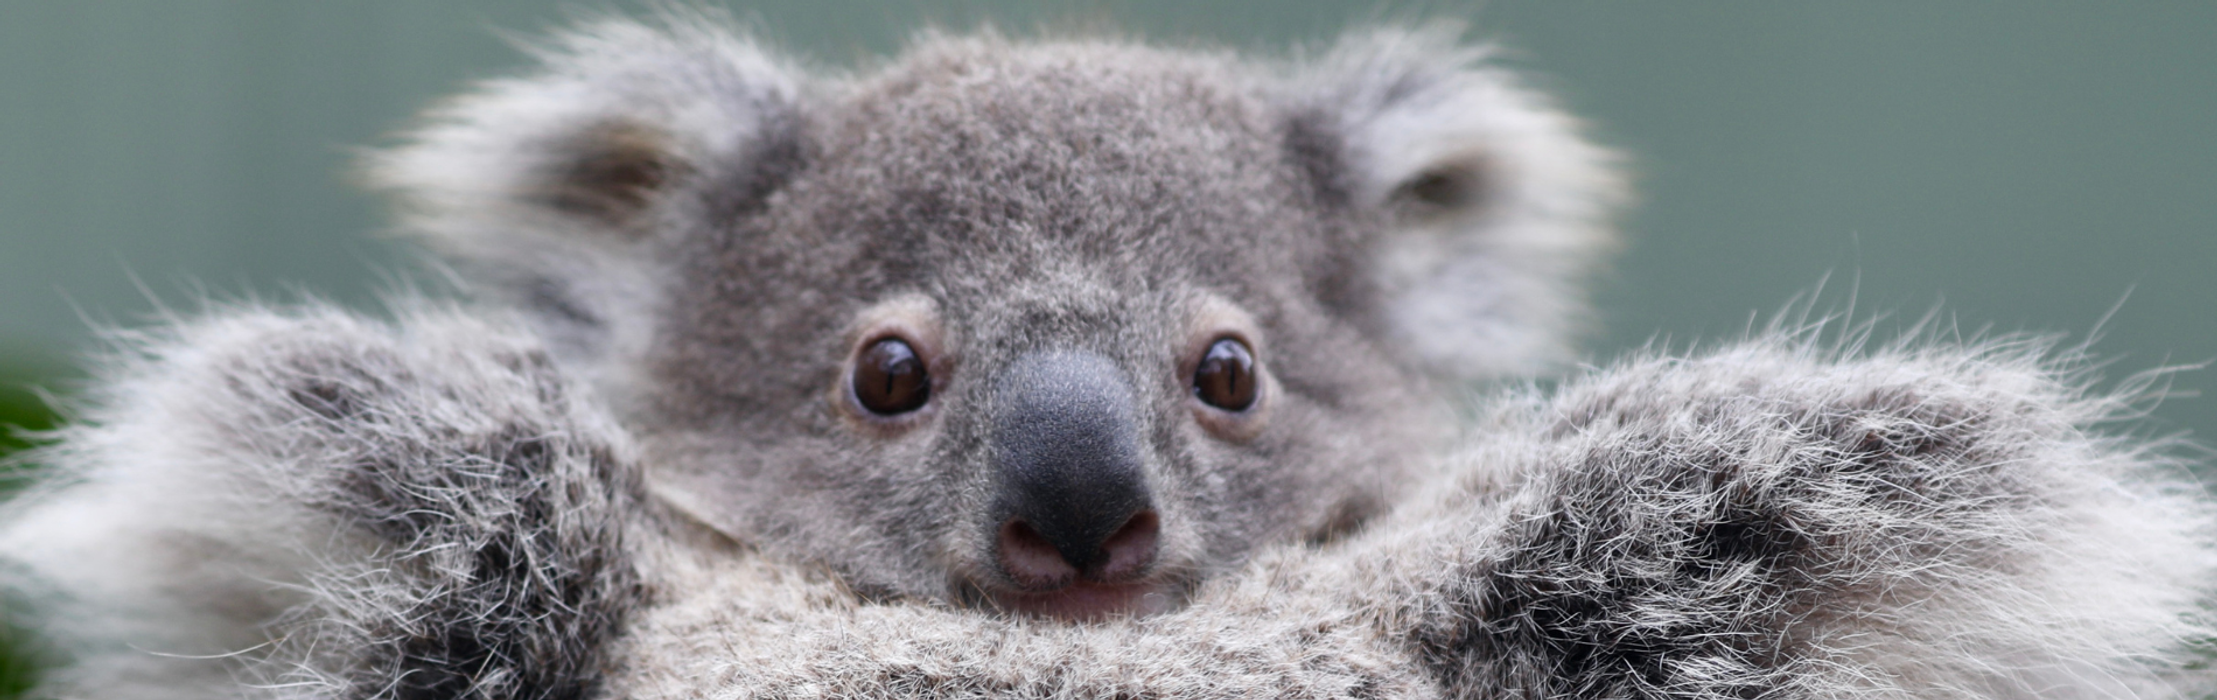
[538,119,686,230]
[1289,26,1628,380]
[1387,152,1492,220]
[367,15,806,373]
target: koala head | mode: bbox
[372,18,1620,619]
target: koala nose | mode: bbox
[988,350,1160,589]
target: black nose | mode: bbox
[988,351,1158,588]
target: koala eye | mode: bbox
[853,337,931,415]
[1192,338,1258,412]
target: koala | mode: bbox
[2,14,2213,700]
[362,17,1618,618]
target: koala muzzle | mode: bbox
[988,350,1160,590]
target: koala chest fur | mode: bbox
[373,20,1619,619]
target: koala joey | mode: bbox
[368,18,1619,619]
[7,15,2216,700]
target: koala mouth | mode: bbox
[990,581,1176,621]
[979,512,1173,621]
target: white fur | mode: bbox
[1299,27,1627,379]
[365,15,807,409]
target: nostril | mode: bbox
[1093,511,1160,583]
[995,513,1161,589]
[996,520,1077,590]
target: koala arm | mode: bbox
[5,306,2211,700]
[0,304,646,700]
[1359,338,2217,699]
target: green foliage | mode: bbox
[0,374,58,487]
[0,632,33,700]
[0,365,59,698]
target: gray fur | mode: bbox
[1,305,646,700]
[616,332,2217,699]
[4,14,2213,700]
[6,306,2210,698]
[369,16,1621,608]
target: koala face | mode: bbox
[643,44,1448,617]
[373,19,1621,619]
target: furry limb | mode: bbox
[4,306,2211,699]
[0,305,645,700]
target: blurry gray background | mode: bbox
[3,2,2213,441]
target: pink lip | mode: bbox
[992,581,1173,621]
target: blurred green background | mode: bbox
[0,0,2213,691]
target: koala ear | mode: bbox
[1287,26,1627,380]
[368,16,805,371]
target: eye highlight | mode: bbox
[1192,338,1258,412]
[853,337,931,415]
